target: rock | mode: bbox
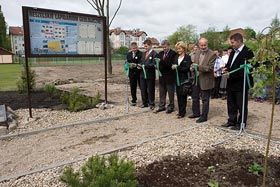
[8,119,17,131]
[0,126,7,135]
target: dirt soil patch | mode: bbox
[137,148,280,187]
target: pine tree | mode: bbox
[0,5,11,50]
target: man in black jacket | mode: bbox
[126,42,143,106]
[155,40,177,113]
[221,33,254,130]
[139,39,158,109]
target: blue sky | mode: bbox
[1,0,279,40]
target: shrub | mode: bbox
[60,154,138,187]
[60,88,101,112]
[17,64,36,93]
[43,83,58,98]
[248,162,264,176]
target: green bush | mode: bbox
[60,87,101,112]
[248,162,264,176]
[60,154,138,187]
[17,64,36,93]
[43,83,58,98]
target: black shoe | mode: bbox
[154,108,165,113]
[221,122,235,128]
[140,104,148,108]
[150,106,155,110]
[188,114,200,118]
[230,125,241,131]
[177,115,185,118]
[131,102,136,106]
[166,109,173,114]
[196,117,207,123]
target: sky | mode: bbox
[0,0,279,41]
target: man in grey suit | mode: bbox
[189,38,216,123]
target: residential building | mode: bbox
[0,47,13,63]
[109,28,148,49]
[9,26,24,56]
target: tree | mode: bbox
[270,14,280,30]
[0,5,11,50]
[221,25,231,42]
[87,0,123,75]
[167,24,198,49]
[200,27,222,50]
[250,25,280,187]
[244,27,256,40]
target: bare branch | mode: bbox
[87,0,102,16]
[86,0,98,11]
[96,0,104,16]
[109,0,122,26]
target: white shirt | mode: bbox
[230,44,244,67]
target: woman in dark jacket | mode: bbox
[172,41,193,118]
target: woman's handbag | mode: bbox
[179,72,194,95]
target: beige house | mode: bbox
[0,47,14,64]
[9,26,25,56]
[109,28,148,49]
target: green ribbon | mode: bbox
[193,64,198,86]
[124,62,130,77]
[154,58,162,77]
[137,64,147,79]
[227,64,253,88]
[175,67,180,86]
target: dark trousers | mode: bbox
[176,86,187,117]
[129,77,140,103]
[212,76,222,98]
[140,78,155,106]
[191,83,212,119]
[158,80,175,110]
[227,90,248,126]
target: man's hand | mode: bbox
[222,67,229,78]
[171,64,178,70]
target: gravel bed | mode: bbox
[8,105,144,135]
[1,125,279,187]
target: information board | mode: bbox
[22,6,106,57]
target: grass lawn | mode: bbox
[0,64,23,91]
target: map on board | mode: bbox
[24,7,105,56]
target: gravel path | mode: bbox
[1,124,280,187]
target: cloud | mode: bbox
[1,0,279,40]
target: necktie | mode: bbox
[163,52,167,60]
[145,51,149,59]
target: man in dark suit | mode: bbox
[221,33,254,130]
[189,38,216,123]
[139,39,158,109]
[126,42,143,106]
[154,40,177,113]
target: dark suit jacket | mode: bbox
[140,50,158,79]
[226,45,254,91]
[157,49,177,84]
[174,54,192,84]
[126,50,143,79]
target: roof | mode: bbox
[147,37,160,45]
[110,28,147,37]
[230,28,245,36]
[0,47,14,55]
[9,26,24,36]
